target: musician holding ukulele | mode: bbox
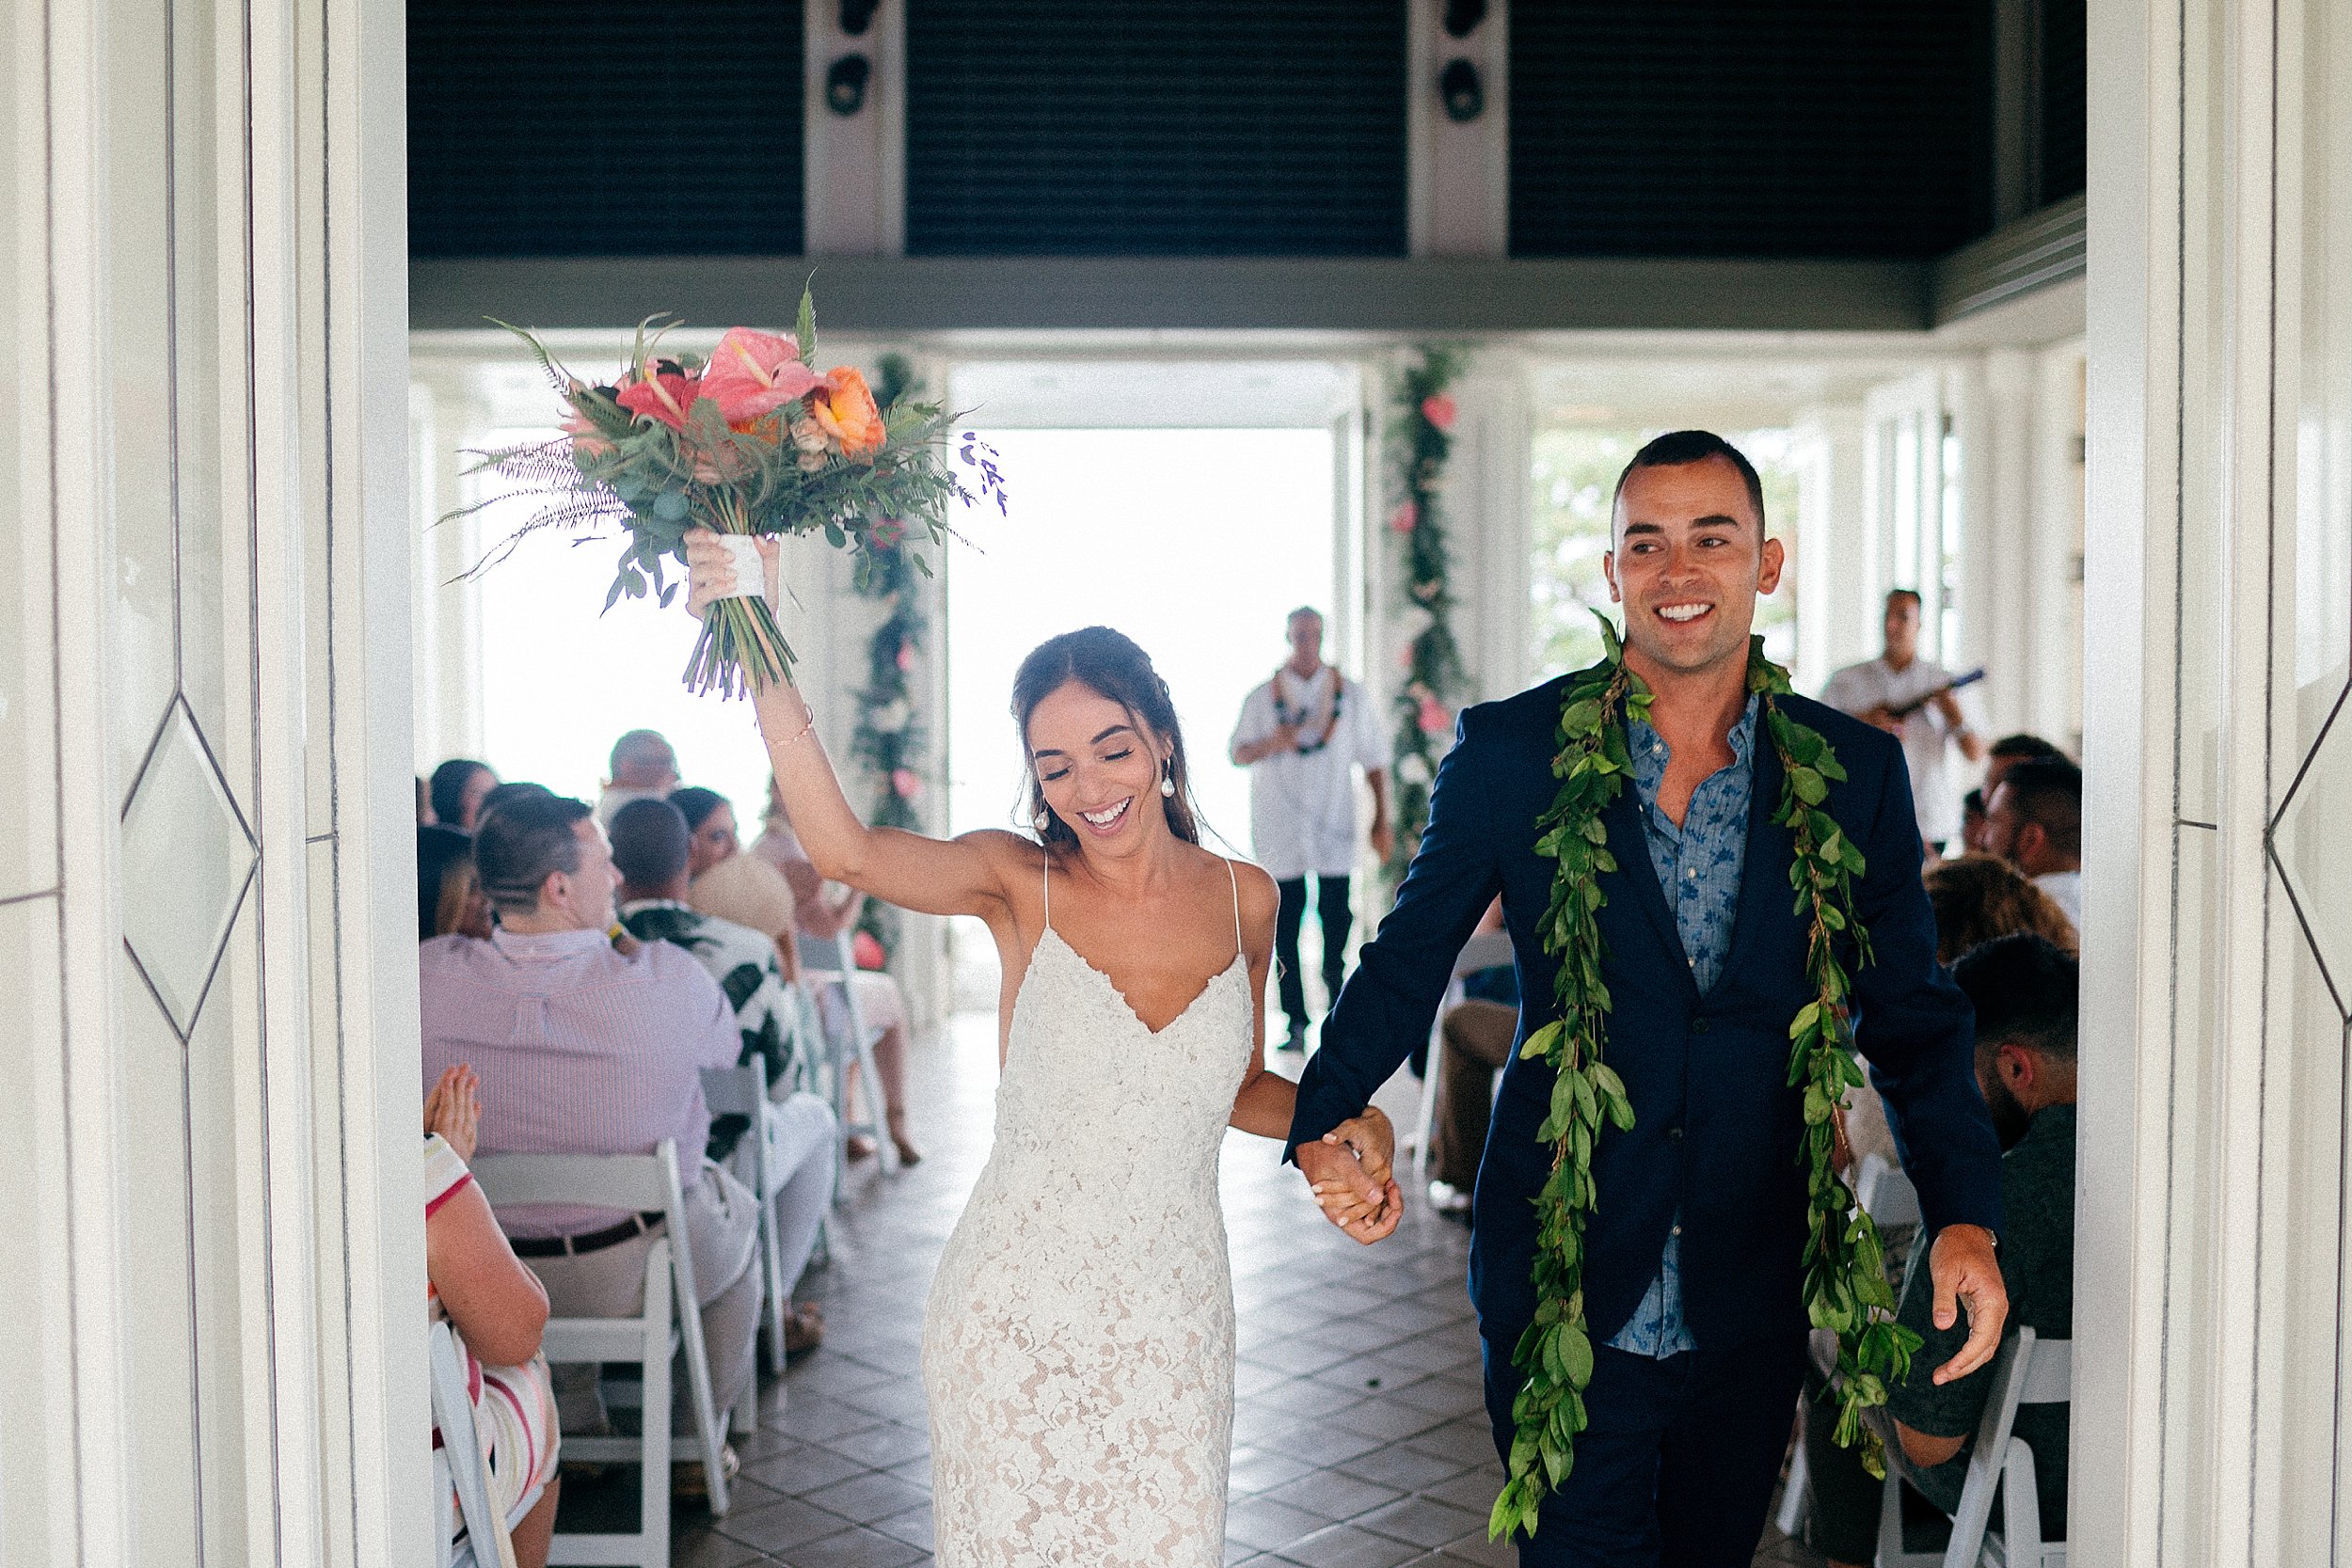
[1821,589,1987,857]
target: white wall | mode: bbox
[3,0,419,1562]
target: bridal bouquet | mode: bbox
[456,288,1006,695]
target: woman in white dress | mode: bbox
[682,535,1403,1566]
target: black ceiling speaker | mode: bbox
[1439,57,1483,122]
[1442,0,1486,39]
[828,53,871,115]
[839,0,879,35]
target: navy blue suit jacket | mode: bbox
[1289,676,2004,1356]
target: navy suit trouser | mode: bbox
[1481,1330,1808,1568]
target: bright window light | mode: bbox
[946,427,1339,860]
[470,426,779,822]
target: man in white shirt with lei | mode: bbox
[1229,606,1393,1053]
[1821,588,1986,855]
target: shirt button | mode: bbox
[1692,1019,1710,1034]
[1671,1225,1683,1237]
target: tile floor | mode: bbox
[556,1012,1827,1568]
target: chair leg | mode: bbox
[1774,1429,1811,1538]
[1413,1023,1446,1180]
[858,1031,896,1174]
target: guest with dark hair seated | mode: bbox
[1803,936,2077,1567]
[1984,732,2064,794]
[1984,756,2084,927]
[419,791,761,1484]
[611,799,835,1355]
[419,824,493,942]
[424,1063,560,1568]
[431,758,501,832]
[475,780,553,831]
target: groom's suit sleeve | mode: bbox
[1844,731,2006,1241]
[1285,708,1503,1160]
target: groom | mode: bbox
[1292,432,2008,1566]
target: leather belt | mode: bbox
[510,1212,663,1258]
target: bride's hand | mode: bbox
[683,527,780,620]
[1312,1173,1405,1243]
[1325,1106,1395,1187]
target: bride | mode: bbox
[682,532,1404,1567]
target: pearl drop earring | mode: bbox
[1159,763,1176,799]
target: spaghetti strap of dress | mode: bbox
[1223,857,1242,962]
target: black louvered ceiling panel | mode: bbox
[409,0,803,259]
[1509,1,1993,260]
[904,0,1407,257]
[2040,0,2087,203]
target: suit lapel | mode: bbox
[1601,783,1700,1003]
[1705,713,1788,1003]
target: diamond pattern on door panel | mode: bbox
[120,697,256,1037]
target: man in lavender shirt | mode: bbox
[421,792,762,1446]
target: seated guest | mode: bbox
[1426,897,1515,1215]
[597,729,679,827]
[424,1063,560,1568]
[431,758,501,832]
[749,780,922,1166]
[1803,935,2076,1567]
[475,780,553,832]
[670,786,741,880]
[1923,854,2078,963]
[1983,756,2084,927]
[419,792,761,1477]
[1984,732,2065,796]
[611,799,834,1355]
[419,825,494,942]
[1958,787,1988,856]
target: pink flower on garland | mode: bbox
[1387,499,1419,534]
[1420,394,1458,432]
[870,517,907,548]
[851,929,888,970]
[892,768,923,800]
[1417,695,1452,736]
[895,642,917,673]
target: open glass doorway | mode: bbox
[941,359,1362,1008]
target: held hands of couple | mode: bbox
[1926,1223,2009,1385]
[1298,1107,1403,1245]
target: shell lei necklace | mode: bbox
[1487,617,1922,1542]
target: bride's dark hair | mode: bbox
[1011,626,1200,848]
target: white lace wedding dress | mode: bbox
[922,857,1252,1567]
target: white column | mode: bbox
[804,0,904,256]
[1790,403,1868,695]
[2026,344,2087,748]
[6,0,419,1561]
[1964,349,2034,736]
[1447,355,1533,702]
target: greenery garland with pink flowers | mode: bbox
[1383,346,1470,885]
[843,354,945,966]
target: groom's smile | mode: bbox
[1604,452,1785,680]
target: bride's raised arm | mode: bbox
[685,528,1016,921]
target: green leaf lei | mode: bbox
[1488,615,1924,1543]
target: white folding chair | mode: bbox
[702,1062,790,1408]
[1412,927,1518,1179]
[430,1320,516,1568]
[1777,1149,1926,1538]
[1876,1327,2071,1568]
[794,930,895,1181]
[471,1139,734,1568]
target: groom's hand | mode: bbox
[1297,1134,1400,1244]
[1927,1223,2008,1385]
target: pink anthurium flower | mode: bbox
[702,328,825,426]
[615,364,704,431]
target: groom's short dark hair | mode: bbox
[1612,431,1768,532]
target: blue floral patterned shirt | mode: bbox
[1605,695,1758,1359]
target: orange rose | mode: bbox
[811,367,883,459]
